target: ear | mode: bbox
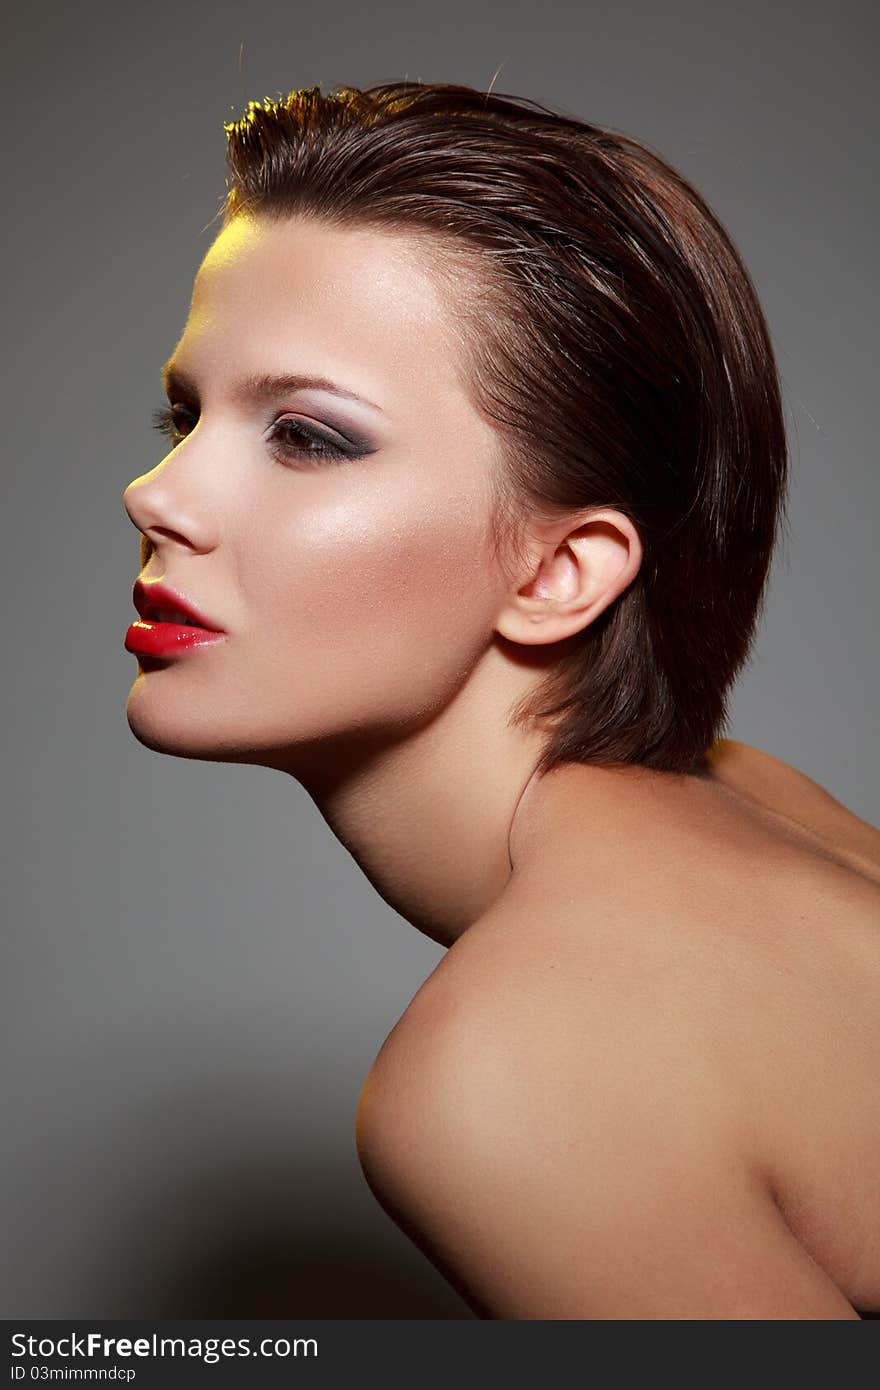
[494,509,643,647]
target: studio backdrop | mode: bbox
[2,0,876,1319]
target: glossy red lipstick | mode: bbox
[125,579,227,658]
[125,621,226,658]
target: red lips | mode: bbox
[132,579,225,632]
[125,578,227,659]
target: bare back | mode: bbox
[357,739,880,1317]
[692,741,880,1315]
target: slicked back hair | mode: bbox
[220,80,789,775]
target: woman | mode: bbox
[122,81,879,1319]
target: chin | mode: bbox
[123,693,324,773]
[123,668,425,777]
[124,694,255,766]
[125,719,230,763]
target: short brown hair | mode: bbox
[220,80,789,776]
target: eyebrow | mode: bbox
[160,361,386,414]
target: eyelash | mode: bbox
[150,404,355,465]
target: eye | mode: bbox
[150,404,363,465]
[267,414,354,463]
[151,404,195,448]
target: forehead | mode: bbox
[181,213,467,407]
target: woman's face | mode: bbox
[122,213,512,772]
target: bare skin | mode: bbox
[356,740,880,1319]
[122,212,878,1319]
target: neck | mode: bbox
[286,644,551,947]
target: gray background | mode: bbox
[2,0,876,1318]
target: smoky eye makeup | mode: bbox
[266,411,377,464]
[150,398,380,468]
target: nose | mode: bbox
[122,456,215,561]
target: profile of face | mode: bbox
[122,213,525,776]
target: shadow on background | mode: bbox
[153,1227,473,1318]
[108,1156,475,1320]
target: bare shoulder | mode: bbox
[706,736,855,803]
[705,738,880,872]
[356,751,880,1317]
[355,920,861,1319]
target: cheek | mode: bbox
[247,476,500,712]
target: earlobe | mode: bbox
[494,511,643,648]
